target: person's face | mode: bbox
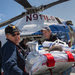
[6,32,20,45]
[42,30,51,39]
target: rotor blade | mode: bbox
[25,0,70,14]
[0,0,70,28]
[0,13,26,27]
[42,0,70,10]
[15,0,32,9]
[0,10,38,28]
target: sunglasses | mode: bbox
[11,33,20,36]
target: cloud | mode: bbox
[0,18,2,21]
[0,13,4,17]
[0,13,5,17]
[0,13,5,21]
[0,14,2,21]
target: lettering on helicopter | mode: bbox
[23,13,59,25]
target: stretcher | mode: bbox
[25,40,75,75]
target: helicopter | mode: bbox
[0,0,74,46]
[1,1,75,75]
[0,0,70,27]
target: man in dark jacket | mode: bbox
[0,41,1,75]
[0,25,28,75]
[41,26,57,42]
[0,41,1,48]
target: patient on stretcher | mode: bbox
[42,39,73,52]
[49,45,63,52]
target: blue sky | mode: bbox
[0,0,75,29]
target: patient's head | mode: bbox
[49,45,63,52]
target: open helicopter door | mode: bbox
[15,13,59,36]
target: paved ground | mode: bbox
[70,73,75,75]
[70,67,75,75]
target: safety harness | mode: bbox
[43,51,75,75]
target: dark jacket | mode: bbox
[0,48,1,74]
[0,40,28,75]
[46,33,57,42]
[0,41,1,48]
